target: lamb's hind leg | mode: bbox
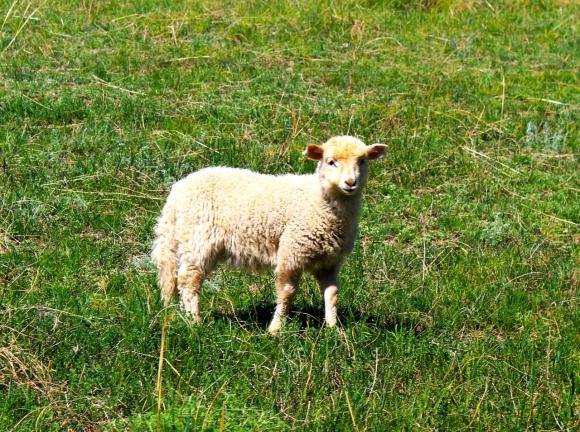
[177,251,212,323]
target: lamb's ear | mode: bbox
[367,144,387,160]
[303,144,324,161]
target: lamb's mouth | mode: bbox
[340,186,357,195]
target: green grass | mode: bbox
[1,0,578,430]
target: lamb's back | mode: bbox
[173,167,317,219]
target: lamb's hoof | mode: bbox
[182,312,201,325]
[325,320,337,328]
[324,321,344,335]
[268,320,283,335]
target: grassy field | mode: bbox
[1,0,578,430]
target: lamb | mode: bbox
[151,135,386,333]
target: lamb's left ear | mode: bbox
[367,144,387,160]
[303,144,324,161]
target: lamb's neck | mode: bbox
[323,191,363,224]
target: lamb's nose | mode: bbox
[345,178,357,187]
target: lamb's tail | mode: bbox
[151,201,178,306]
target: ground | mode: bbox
[0,0,578,430]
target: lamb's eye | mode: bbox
[327,158,337,167]
[358,159,366,166]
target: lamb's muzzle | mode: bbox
[151,135,386,334]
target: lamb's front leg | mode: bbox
[268,267,301,334]
[315,267,340,328]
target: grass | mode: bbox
[0,0,578,430]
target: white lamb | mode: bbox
[151,135,386,333]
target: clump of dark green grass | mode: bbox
[1,0,578,430]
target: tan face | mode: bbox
[304,136,386,196]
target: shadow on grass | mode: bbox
[211,302,428,334]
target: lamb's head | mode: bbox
[304,136,386,197]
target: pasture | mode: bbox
[0,0,578,430]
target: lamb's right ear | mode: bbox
[303,144,324,161]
